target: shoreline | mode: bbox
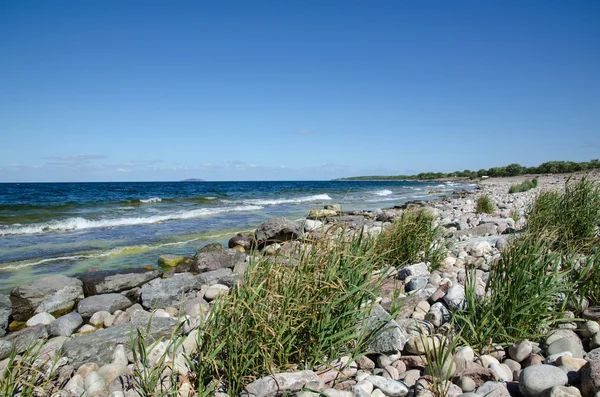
[0,170,599,396]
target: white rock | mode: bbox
[84,371,107,396]
[26,312,55,327]
[89,311,111,327]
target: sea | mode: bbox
[0,180,475,292]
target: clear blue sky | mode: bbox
[1,1,598,181]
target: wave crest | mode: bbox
[373,189,393,196]
[0,205,263,236]
[244,193,332,206]
[139,197,162,204]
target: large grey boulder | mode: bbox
[62,316,177,368]
[10,275,84,321]
[141,273,201,310]
[187,250,245,273]
[75,268,162,296]
[0,324,47,353]
[48,312,84,337]
[77,294,132,319]
[0,295,11,337]
[519,364,568,397]
[241,370,320,397]
[255,217,304,247]
[365,305,408,354]
[197,268,235,286]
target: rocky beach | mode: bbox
[0,170,599,397]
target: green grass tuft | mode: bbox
[475,195,495,214]
[188,232,392,395]
[453,236,570,351]
[374,208,445,270]
[525,177,600,253]
[509,178,538,194]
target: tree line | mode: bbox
[337,159,600,181]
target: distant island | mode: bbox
[334,159,600,181]
[182,178,205,182]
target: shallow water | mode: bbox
[0,180,474,292]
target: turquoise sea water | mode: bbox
[0,180,474,292]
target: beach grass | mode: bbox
[475,195,495,214]
[187,231,392,395]
[508,178,538,193]
[374,208,445,270]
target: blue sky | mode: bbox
[0,1,598,181]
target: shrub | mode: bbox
[475,195,495,214]
[568,249,600,308]
[375,208,445,270]
[453,236,570,351]
[508,179,538,194]
[188,232,392,395]
[525,177,600,252]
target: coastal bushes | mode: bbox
[187,232,389,395]
[375,208,444,269]
[475,195,494,214]
[508,178,538,193]
[338,158,600,180]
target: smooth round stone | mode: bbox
[545,330,581,347]
[26,312,55,327]
[547,337,584,359]
[377,355,393,368]
[112,344,128,366]
[508,340,533,362]
[204,284,230,301]
[579,321,600,338]
[455,346,475,363]
[476,381,508,397]
[477,355,499,368]
[519,364,568,397]
[355,380,374,395]
[84,371,107,396]
[456,377,476,392]
[98,364,130,385]
[89,311,111,327]
[365,375,409,397]
[382,365,399,380]
[78,324,97,334]
[77,362,100,378]
[586,347,600,361]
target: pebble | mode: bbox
[519,364,568,397]
[377,355,393,368]
[25,312,55,327]
[366,375,410,397]
[84,371,107,396]
[508,340,532,362]
[578,320,600,338]
[89,311,111,327]
[547,337,584,359]
[456,376,476,392]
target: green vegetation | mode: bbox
[454,236,569,351]
[508,178,538,193]
[475,195,495,214]
[375,208,445,270]
[335,159,600,180]
[0,341,63,396]
[188,232,391,395]
[525,177,600,253]
[456,177,600,351]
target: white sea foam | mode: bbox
[244,193,332,206]
[372,189,393,196]
[0,205,263,236]
[140,197,162,204]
